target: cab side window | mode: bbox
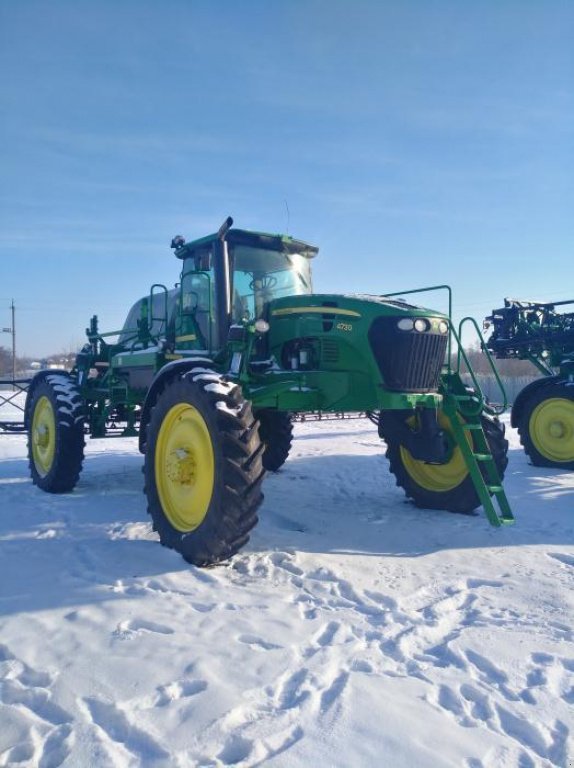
[179,247,216,349]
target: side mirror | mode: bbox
[171,235,185,251]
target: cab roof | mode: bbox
[174,228,319,260]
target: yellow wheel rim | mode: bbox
[31,396,56,477]
[155,402,215,532]
[529,397,574,463]
[400,411,469,492]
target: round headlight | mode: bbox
[397,318,414,331]
[438,320,449,334]
[254,319,270,333]
[414,318,428,333]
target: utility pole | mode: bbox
[11,299,15,382]
[1,299,16,384]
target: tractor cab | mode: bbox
[172,219,318,352]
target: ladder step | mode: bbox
[444,401,515,527]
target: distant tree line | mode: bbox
[0,346,74,377]
[453,343,536,377]
[0,347,34,376]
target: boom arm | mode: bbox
[485,298,574,373]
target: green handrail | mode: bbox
[456,316,508,415]
[149,284,169,331]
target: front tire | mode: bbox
[144,370,265,566]
[256,410,293,471]
[517,382,574,469]
[384,412,508,513]
[27,374,85,493]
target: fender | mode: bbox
[510,375,561,428]
[24,369,75,429]
[138,357,215,453]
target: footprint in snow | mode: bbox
[153,679,208,707]
[521,652,574,706]
[320,670,349,713]
[547,552,574,569]
[237,634,282,651]
[82,697,169,760]
[0,644,75,768]
[465,578,505,589]
[464,648,520,702]
[217,733,253,765]
[460,683,493,722]
[269,551,305,576]
[113,619,175,640]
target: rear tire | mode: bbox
[517,382,574,469]
[27,374,85,493]
[256,410,293,471]
[384,412,508,513]
[144,369,265,566]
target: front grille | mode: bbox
[368,317,448,392]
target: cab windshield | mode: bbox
[230,244,312,323]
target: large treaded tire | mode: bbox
[517,381,574,469]
[385,413,508,514]
[256,410,294,471]
[144,369,265,566]
[27,374,85,493]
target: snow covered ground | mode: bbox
[0,406,573,767]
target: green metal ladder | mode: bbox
[443,392,514,527]
[444,317,515,527]
[444,317,514,528]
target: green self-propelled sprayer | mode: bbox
[485,297,574,469]
[25,217,514,566]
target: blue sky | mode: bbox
[1,0,572,358]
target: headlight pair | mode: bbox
[397,318,449,334]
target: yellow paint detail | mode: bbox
[529,397,574,462]
[400,411,470,492]
[271,306,361,318]
[155,402,215,531]
[175,334,197,343]
[164,354,183,361]
[31,395,56,477]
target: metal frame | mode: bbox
[0,378,31,433]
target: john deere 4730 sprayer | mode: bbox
[26,218,514,565]
[485,297,574,469]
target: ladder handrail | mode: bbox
[455,317,508,416]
